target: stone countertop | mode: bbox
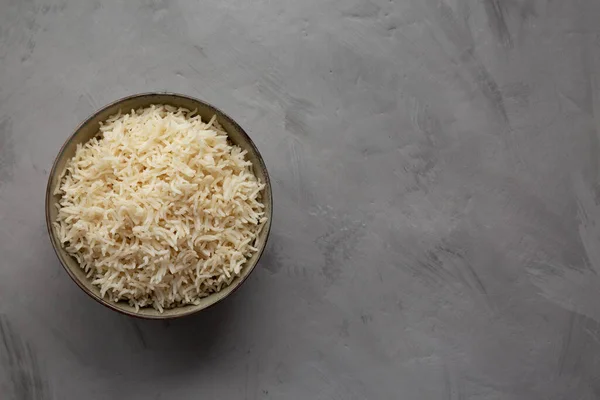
[1,0,599,398]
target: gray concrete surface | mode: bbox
[1,0,600,398]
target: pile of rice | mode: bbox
[53,105,267,311]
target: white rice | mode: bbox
[53,105,267,312]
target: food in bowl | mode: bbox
[53,105,268,312]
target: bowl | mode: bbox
[45,93,273,319]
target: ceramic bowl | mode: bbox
[45,93,272,319]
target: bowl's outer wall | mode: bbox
[46,93,273,319]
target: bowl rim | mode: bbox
[45,92,273,320]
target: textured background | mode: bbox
[1,0,600,398]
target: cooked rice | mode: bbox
[53,105,267,312]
